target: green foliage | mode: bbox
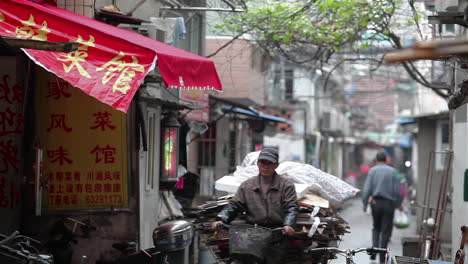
[213,0,396,62]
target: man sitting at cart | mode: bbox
[211,147,299,263]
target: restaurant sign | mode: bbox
[36,67,128,210]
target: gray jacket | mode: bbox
[362,164,402,208]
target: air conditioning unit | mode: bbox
[435,0,459,12]
[139,23,166,43]
[320,111,343,132]
[118,23,166,43]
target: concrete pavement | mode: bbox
[332,197,418,264]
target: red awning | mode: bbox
[0,0,222,112]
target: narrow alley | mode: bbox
[1,1,466,264]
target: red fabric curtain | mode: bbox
[0,0,222,112]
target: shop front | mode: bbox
[0,0,221,263]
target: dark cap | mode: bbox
[258,148,279,163]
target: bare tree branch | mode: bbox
[206,33,243,58]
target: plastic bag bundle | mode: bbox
[232,150,261,180]
[394,210,410,229]
[231,152,360,208]
[233,165,258,181]
[276,161,359,207]
[239,151,260,167]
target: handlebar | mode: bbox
[0,231,53,264]
[0,231,20,246]
[305,247,388,255]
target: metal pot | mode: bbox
[152,220,193,252]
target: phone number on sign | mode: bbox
[85,194,122,204]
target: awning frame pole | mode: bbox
[160,6,244,12]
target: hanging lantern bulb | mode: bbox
[160,112,180,182]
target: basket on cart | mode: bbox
[229,224,275,262]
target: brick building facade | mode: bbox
[349,76,397,132]
[206,37,268,105]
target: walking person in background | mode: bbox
[362,152,402,263]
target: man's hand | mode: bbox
[211,221,223,230]
[282,225,295,236]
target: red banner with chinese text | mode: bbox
[0,0,222,113]
[0,56,23,231]
[36,67,128,210]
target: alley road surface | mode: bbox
[332,197,417,264]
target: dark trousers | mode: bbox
[371,198,395,263]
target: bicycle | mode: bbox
[304,246,388,264]
[0,230,54,264]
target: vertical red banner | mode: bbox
[0,56,24,233]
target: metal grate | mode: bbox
[392,255,430,264]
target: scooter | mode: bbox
[96,220,194,264]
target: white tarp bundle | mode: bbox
[215,151,360,208]
[215,175,310,198]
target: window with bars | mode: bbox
[285,69,294,100]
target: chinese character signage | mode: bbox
[0,56,24,232]
[0,1,153,112]
[0,0,223,113]
[36,67,128,210]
